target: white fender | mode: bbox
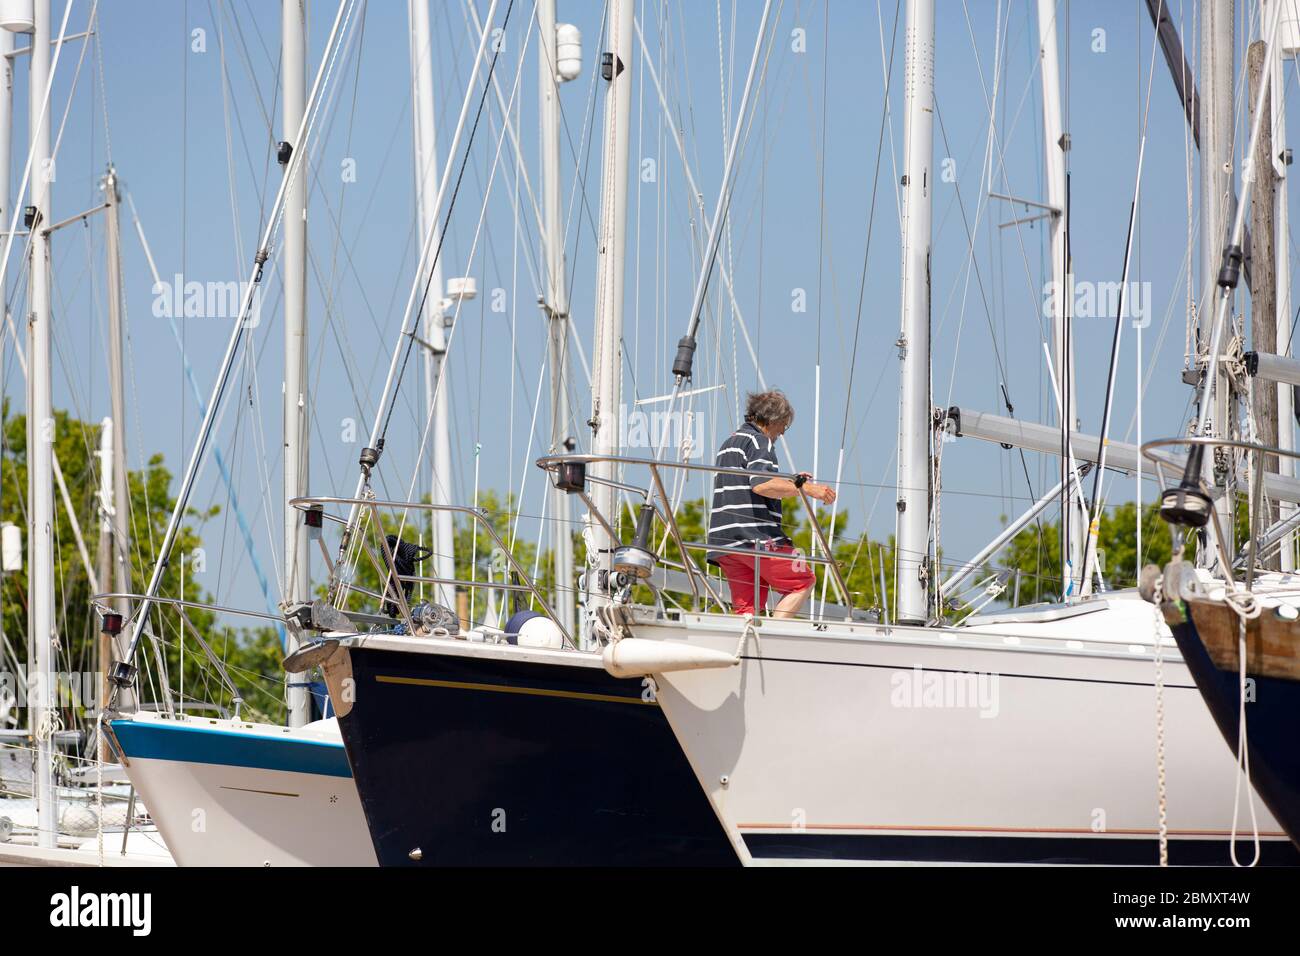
[602,638,739,678]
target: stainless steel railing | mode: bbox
[289,495,575,649]
[535,452,854,620]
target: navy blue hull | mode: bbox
[745,832,1300,865]
[1171,619,1300,849]
[338,646,739,866]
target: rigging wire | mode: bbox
[384,4,541,560]
[377,0,518,449]
[118,0,365,670]
[839,0,900,461]
[812,0,828,498]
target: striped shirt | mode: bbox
[706,422,787,564]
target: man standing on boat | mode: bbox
[706,390,836,618]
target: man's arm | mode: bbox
[753,474,837,504]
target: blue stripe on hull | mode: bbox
[110,719,353,778]
[1171,620,1300,848]
[744,832,1300,865]
[339,647,739,866]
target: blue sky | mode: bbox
[0,0,1282,617]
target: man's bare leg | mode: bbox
[772,585,812,619]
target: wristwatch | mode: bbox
[793,473,808,489]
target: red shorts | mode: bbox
[716,542,816,616]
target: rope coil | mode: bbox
[1223,587,1261,867]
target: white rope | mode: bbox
[1223,588,1262,867]
[34,707,63,743]
[96,711,104,867]
[1150,603,1169,866]
[733,612,758,660]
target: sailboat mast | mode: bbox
[282,0,310,727]
[102,167,134,709]
[586,0,633,643]
[1198,0,1236,568]
[1036,0,1082,595]
[0,29,10,234]
[894,0,935,625]
[27,0,56,848]
[1272,17,1295,571]
[1163,0,1283,539]
[409,0,454,612]
[539,0,574,636]
[0,23,10,715]
[95,417,111,746]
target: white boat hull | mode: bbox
[630,598,1296,864]
[107,712,375,867]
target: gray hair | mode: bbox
[743,389,794,430]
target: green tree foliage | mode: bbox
[996,498,1252,605]
[1,405,287,727]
